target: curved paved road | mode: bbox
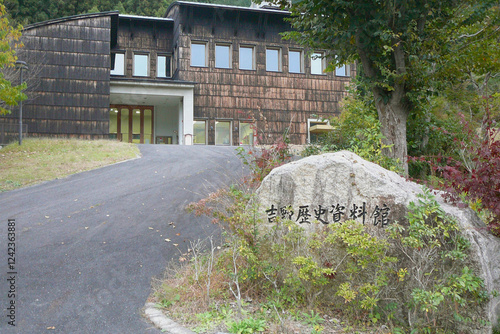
[0,145,246,333]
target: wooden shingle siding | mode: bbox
[1,4,351,144]
[34,93,109,108]
[0,14,113,139]
[38,65,109,80]
[26,106,108,121]
[26,24,111,42]
[39,79,109,95]
[25,38,109,55]
[112,17,174,79]
[168,2,351,145]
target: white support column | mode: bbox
[182,89,194,145]
[178,99,184,144]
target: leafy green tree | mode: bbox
[6,0,252,23]
[436,4,500,99]
[88,5,100,14]
[0,0,26,115]
[280,0,499,174]
[406,4,499,178]
[113,2,126,15]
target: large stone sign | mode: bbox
[255,151,500,331]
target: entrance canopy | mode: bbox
[110,80,195,144]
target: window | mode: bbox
[266,48,281,72]
[215,121,231,145]
[157,55,172,78]
[215,44,231,68]
[193,120,206,144]
[311,52,325,75]
[144,109,153,144]
[336,64,351,77]
[289,49,303,73]
[239,46,254,70]
[120,108,129,142]
[133,54,149,77]
[110,53,125,75]
[239,122,254,146]
[132,108,141,143]
[109,108,118,139]
[191,42,207,67]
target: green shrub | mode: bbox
[494,320,500,334]
[302,90,401,172]
[187,141,490,332]
[387,188,489,331]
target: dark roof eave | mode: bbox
[165,1,290,18]
[118,14,174,24]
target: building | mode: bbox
[0,1,353,146]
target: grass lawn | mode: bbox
[0,138,140,192]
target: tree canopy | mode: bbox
[4,0,252,24]
[281,0,500,173]
[0,0,26,115]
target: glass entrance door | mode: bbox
[109,105,154,144]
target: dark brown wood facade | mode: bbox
[0,13,114,140]
[167,2,352,145]
[111,16,174,79]
[0,2,353,145]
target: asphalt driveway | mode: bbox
[0,145,246,333]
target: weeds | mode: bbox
[153,128,489,333]
[155,294,180,309]
[154,185,490,333]
[301,310,324,326]
[227,317,267,334]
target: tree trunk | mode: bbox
[374,95,410,175]
[356,32,410,174]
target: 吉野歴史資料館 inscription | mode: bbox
[265,202,391,226]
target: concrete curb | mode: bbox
[144,303,196,334]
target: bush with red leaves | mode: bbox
[431,113,500,237]
[236,138,292,187]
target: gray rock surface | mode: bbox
[255,151,500,330]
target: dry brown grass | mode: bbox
[149,245,389,334]
[0,138,139,192]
